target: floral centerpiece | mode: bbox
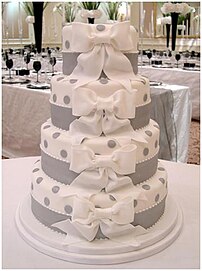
[103,2,121,21]
[161,2,192,51]
[53,3,79,23]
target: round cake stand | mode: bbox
[15,195,183,265]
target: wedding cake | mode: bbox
[16,21,182,264]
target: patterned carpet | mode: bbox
[187,120,200,165]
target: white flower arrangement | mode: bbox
[25,15,35,24]
[161,2,192,15]
[161,16,171,24]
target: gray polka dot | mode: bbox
[155,194,160,202]
[31,183,33,190]
[142,184,150,190]
[44,197,50,206]
[57,76,64,81]
[65,40,70,49]
[143,94,148,102]
[36,177,43,184]
[143,148,149,156]
[44,140,48,148]
[154,124,159,129]
[69,79,77,84]
[52,132,61,139]
[145,130,152,137]
[159,178,165,184]
[60,149,67,158]
[134,200,138,208]
[52,186,60,193]
[43,125,50,129]
[96,24,105,31]
[100,78,108,84]
[64,205,73,214]
[155,140,158,148]
[108,140,116,148]
[109,195,116,201]
[32,168,39,173]
[158,167,165,171]
[53,94,57,103]
[63,95,70,105]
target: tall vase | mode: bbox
[33,2,44,54]
[171,12,179,51]
[166,24,171,49]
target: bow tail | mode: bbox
[102,113,131,135]
[71,168,109,198]
[52,219,100,244]
[70,46,105,89]
[100,220,148,247]
[69,113,102,144]
[105,169,134,194]
[104,46,137,92]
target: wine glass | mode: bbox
[33,61,42,83]
[24,54,31,70]
[175,53,181,68]
[6,59,13,79]
[168,51,172,58]
[49,57,56,75]
[147,52,152,65]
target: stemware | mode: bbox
[6,59,13,79]
[49,57,56,75]
[33,60,42,83]
[175,53,181,68]
[24,54,31,70]
[147,52,152,65]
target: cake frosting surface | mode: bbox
[29,21,168,245]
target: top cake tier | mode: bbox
[62,22,139,75]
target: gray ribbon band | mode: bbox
[63,52,138,76]
[51,102,151,131]
[31,195,166,238]
[41,150,158,185]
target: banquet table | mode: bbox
[139,65,200,120]
[2,156,200,269]
[2,82,191,163]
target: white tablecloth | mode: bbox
[2,156,200,268]
[139,65,200,120]
[2,82,191,162]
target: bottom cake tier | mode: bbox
[16,194,183,264]
[30,158,168,241]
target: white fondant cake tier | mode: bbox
[31,159,167,216]
[41,119,159,166]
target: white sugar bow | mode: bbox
[52,196,147,242]
[72,87,137,118]
[69,21,137,91]
[70,145,137,175]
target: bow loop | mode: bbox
[72,196,134,225]
[72,87,136,118]
[70,145,137,175]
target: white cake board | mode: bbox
[15,195,183,265]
